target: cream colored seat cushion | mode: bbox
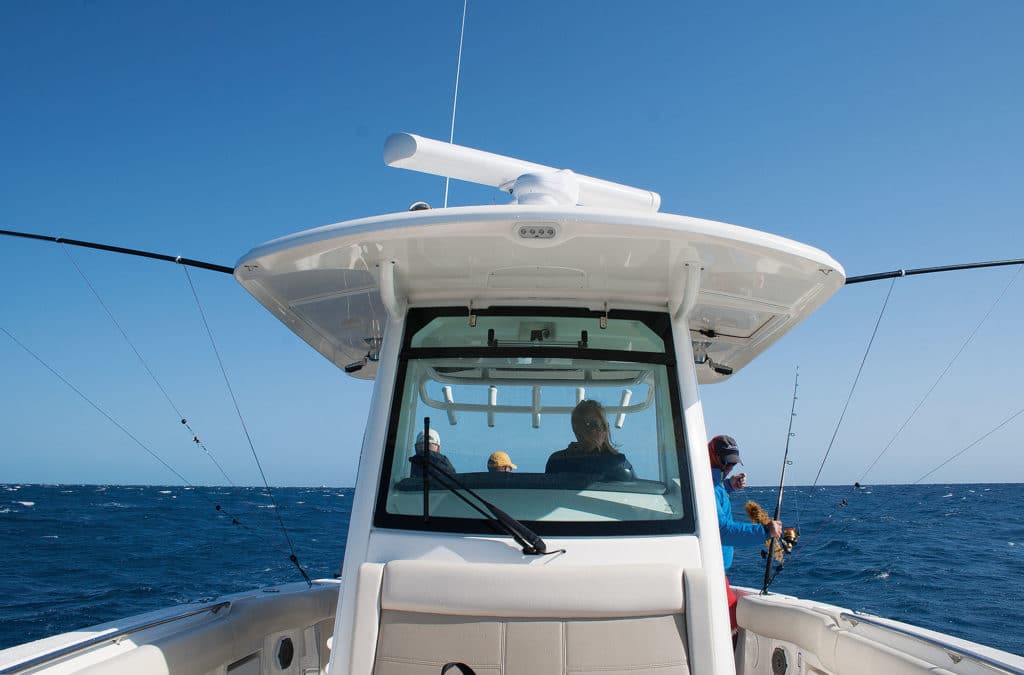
[371,560,691,675]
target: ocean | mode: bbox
[1,482,1021,656]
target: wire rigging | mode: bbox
[443,0,469,208]
[181,266,312,586]
[59,244,235,486]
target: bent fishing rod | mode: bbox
[2,227,1022,284]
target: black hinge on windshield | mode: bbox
[486,328,590,349]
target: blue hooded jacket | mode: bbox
[712,467,768,569]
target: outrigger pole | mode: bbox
[845,258,1024,284]
[0,228,234,275]
[761,367,799,595]
[3,231,1020,284]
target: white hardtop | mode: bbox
[236,177,844,383]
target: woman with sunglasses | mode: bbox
[544,400,635,480]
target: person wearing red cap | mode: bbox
[708,434,782,636]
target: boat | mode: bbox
[2,132,1020,674]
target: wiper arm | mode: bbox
[410,456,547,555]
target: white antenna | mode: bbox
[444,0,469,208]
[384,132,662,212]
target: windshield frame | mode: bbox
[372,306,695,536]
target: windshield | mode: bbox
[373,308,694,536]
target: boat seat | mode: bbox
[352,559,694,675]
[737,594,960,675]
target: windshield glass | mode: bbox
[374,308,694,536]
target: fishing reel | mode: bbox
[760,527,799,563]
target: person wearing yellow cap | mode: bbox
[487,451,517,472]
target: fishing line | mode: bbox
[800,278,897,509]
[4,228,312,579]
[59,243,235,486]
[443,0,469,208]
[787,279,896,560]
[914,407,1024,484]
[796,266,1024,560]
[2,325,193,485]
[0,325,297,559]
[182,266,312,585]
[857,263,1023,484]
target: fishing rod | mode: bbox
[0,228,234,275]
[761,367,799,594]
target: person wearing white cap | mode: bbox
[411,428,457,475]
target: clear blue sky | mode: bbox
[2,2,1022,487]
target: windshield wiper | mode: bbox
[410,455,548,555]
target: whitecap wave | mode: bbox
[16,501,35,507]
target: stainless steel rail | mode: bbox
[0,601,231,674]
[840,611,1024,675]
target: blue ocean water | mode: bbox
[1,483,1021,655]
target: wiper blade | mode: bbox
[410,456,547,555]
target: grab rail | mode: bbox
[0,601,231,674]
[840,612,1024,675]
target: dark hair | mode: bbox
[570,400,618,455]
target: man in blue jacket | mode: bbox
[708,435,781,633]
